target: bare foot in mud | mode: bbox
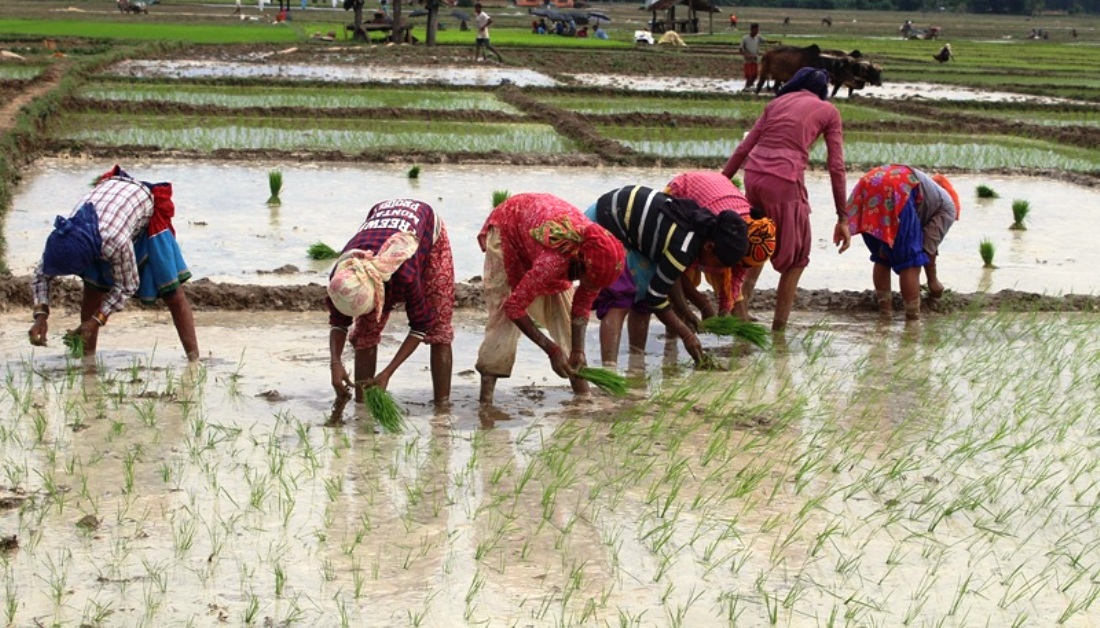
[478,404,512,428]
[326,396,352,426]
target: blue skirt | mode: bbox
[861,194,929,274]
[83,229,192,303]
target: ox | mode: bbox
[821,49,883,97]
[754,44,872,99]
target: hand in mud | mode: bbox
[548,346,571,378]
[330,362,353,399]
[683,312,701,333]
[833,221,851,254]
[29,318,48,347]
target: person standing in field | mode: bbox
[722,67,850,331]
[475,194,624,404]
[845,165,960,320]
[739,22,764,91]
[474,3,504,62]
[326,198,454,405]
[28,165,200,362]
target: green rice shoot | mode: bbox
[492,189,510,208]
[1010,199,1030,230]
[307,242,340,260]
[62,332,84,359]
[407,165,421,179]
[698,316,771,349]
[976,184,999,199]
[267,170,283,206]
[362,386,406,433]
[575,367,628,397]
[980,237,997,267]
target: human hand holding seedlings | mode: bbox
[29,314,49,346]
[547,345,572,378]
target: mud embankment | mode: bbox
[2,275,1097,317]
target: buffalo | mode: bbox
[754,44,880,99]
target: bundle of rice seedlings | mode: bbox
[62,332,84,359]
[362,386,406,433]
[1010,199,1029,230]
[267,170,283,206]
[699,316,771,349]
[307,241,340,260]
[407,165,421,179]
[576,367,628,396]
[980,238,996,268]
[491,190,510,208]
[976,184,998,199]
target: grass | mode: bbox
[977,185,1000,199]
[575,367,628,397]
[407,165,420,180]
[0,18,300,44]
[362,385,406,433]
[491,190,510,207]
[698,316,771,349]
[980,237,997,267]
[1010,199,1030,230]
[306,242,339,260]
[267,170,282,206]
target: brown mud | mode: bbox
[3,274,1096,317]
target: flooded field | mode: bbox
[7,159,1100,295]
[2,308,1099,625]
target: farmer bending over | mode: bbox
[845,165,960,320]
[28,165,199,361]
[327,199,454,404]
[476,193,625,404]
[586,185,749,367]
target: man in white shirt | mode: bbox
[474,3,504,62]
[739,22,764,90]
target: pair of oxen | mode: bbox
[754,44,883,98]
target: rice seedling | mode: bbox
[306,242,340,260]
[575,367,628,396]
[1010,199,1030,230]
[62,332,84,359]
[491,189,510,207]
[977,184,1000,199]
[267,170,283,206]
[698,316,771,349]
[362,386,407,433]
[980,238,997,268]
[407,165,421,179]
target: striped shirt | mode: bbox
[593,185,704,311]
[31,176,154,317]
[326,199,437,338]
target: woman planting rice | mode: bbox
[845,165,960,320]
[586,185,749,367]
[475,193,625,405]
[327,198,454,405]
[28,165,200,361]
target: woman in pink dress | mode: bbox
[722,67,850,331]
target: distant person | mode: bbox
[933,43,953,63]
[595,24,608,39]
[577,26,588,38]
[739,23,764,91]
[326,199,454,404]
[28,165,199,362]
[845,165,960,320]
[822,15,832,27]
[474,3,503,62]
[721,68,849,331]
[729,14,737,29]
[233,0,242,15]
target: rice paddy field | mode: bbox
[2,1,1100,625]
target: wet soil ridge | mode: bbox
[496,85,638,164]
[2,275,1096,316]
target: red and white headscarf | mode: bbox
[327,232,419,319]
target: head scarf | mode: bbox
[530,217,584,254]
[327,231,419,319]
[777,67,830,101]
[41,202,103,277]
[578,223,625,289]
[931,173,961,220]
[660,196,748,268]
[742,206,777,267]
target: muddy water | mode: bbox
[106,59,1083,104]
[1,310,1098,625]
[8,159,1100,295]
